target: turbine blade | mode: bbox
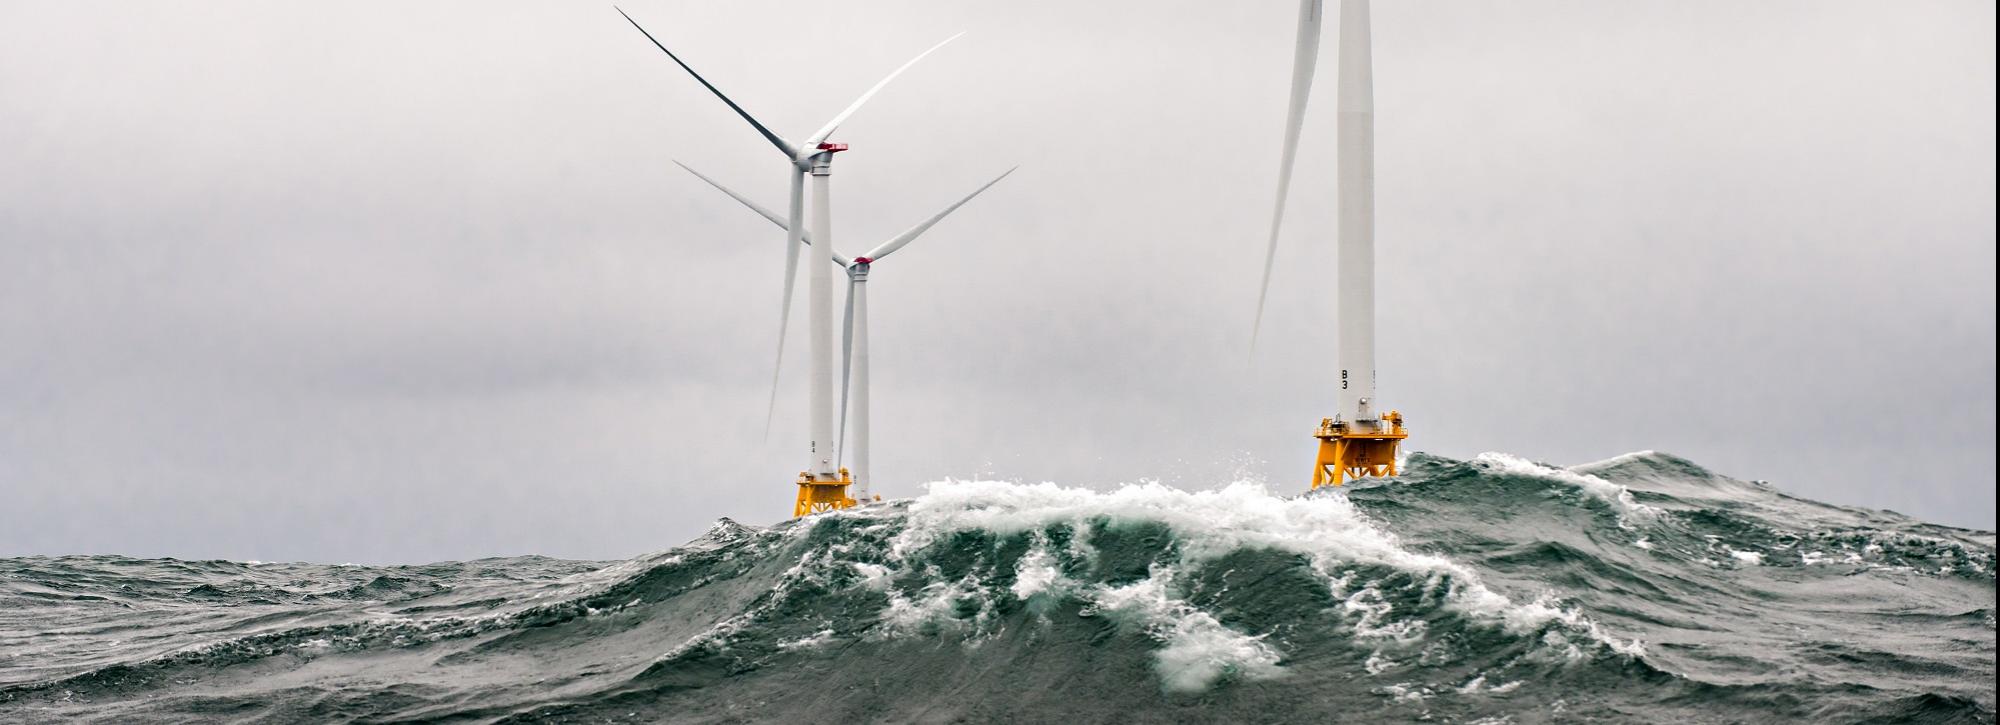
[1251,0,1323,354]
[803,32,965,148]
[763,169,807,438]
[836,272,857,466]
[617,7,799,159]
[674,161,855,267]
[675,161,789,229]
[863,166,1017,261]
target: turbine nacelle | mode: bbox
[674,162,1014,272]
[674,161,1015,499]
[794,143,849,170]
[620,6,962,452]
[624,6,977,510]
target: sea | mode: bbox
[2,450,1993,723]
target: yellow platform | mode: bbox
[793,469,857,517]
[1310,410,1407,489]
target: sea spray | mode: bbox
[2,450,1990,723]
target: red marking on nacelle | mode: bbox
[853,257,873,264]
[817,142,849,152]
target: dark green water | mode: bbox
[2,451,1992,723]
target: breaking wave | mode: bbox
[1,450,1992,723]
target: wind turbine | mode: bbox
[673,162,1016,503]
[1254,0,1409,488]
[617,8,960,514]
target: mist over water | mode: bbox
[2,451,1992,723]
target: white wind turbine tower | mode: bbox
[1253,0,1410,489]
[673,162,1016,503]
[617,9,960,514]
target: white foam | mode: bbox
[1571,450,1661,472]
[1475,453,1662,524]
[902,480,1512,613]
[1341,582,1427,643]
[1088,566,1286,692]
[1375,682,1434,702]
[851,562,892,590]
[886,479,1645,666]
[776,628,836,652]
[880,572,993,636]
[1010,538,1068,601]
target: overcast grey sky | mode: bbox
[2,1,1993,564]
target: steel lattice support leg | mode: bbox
[793,469,858,518]
[1308,413,1408,490]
